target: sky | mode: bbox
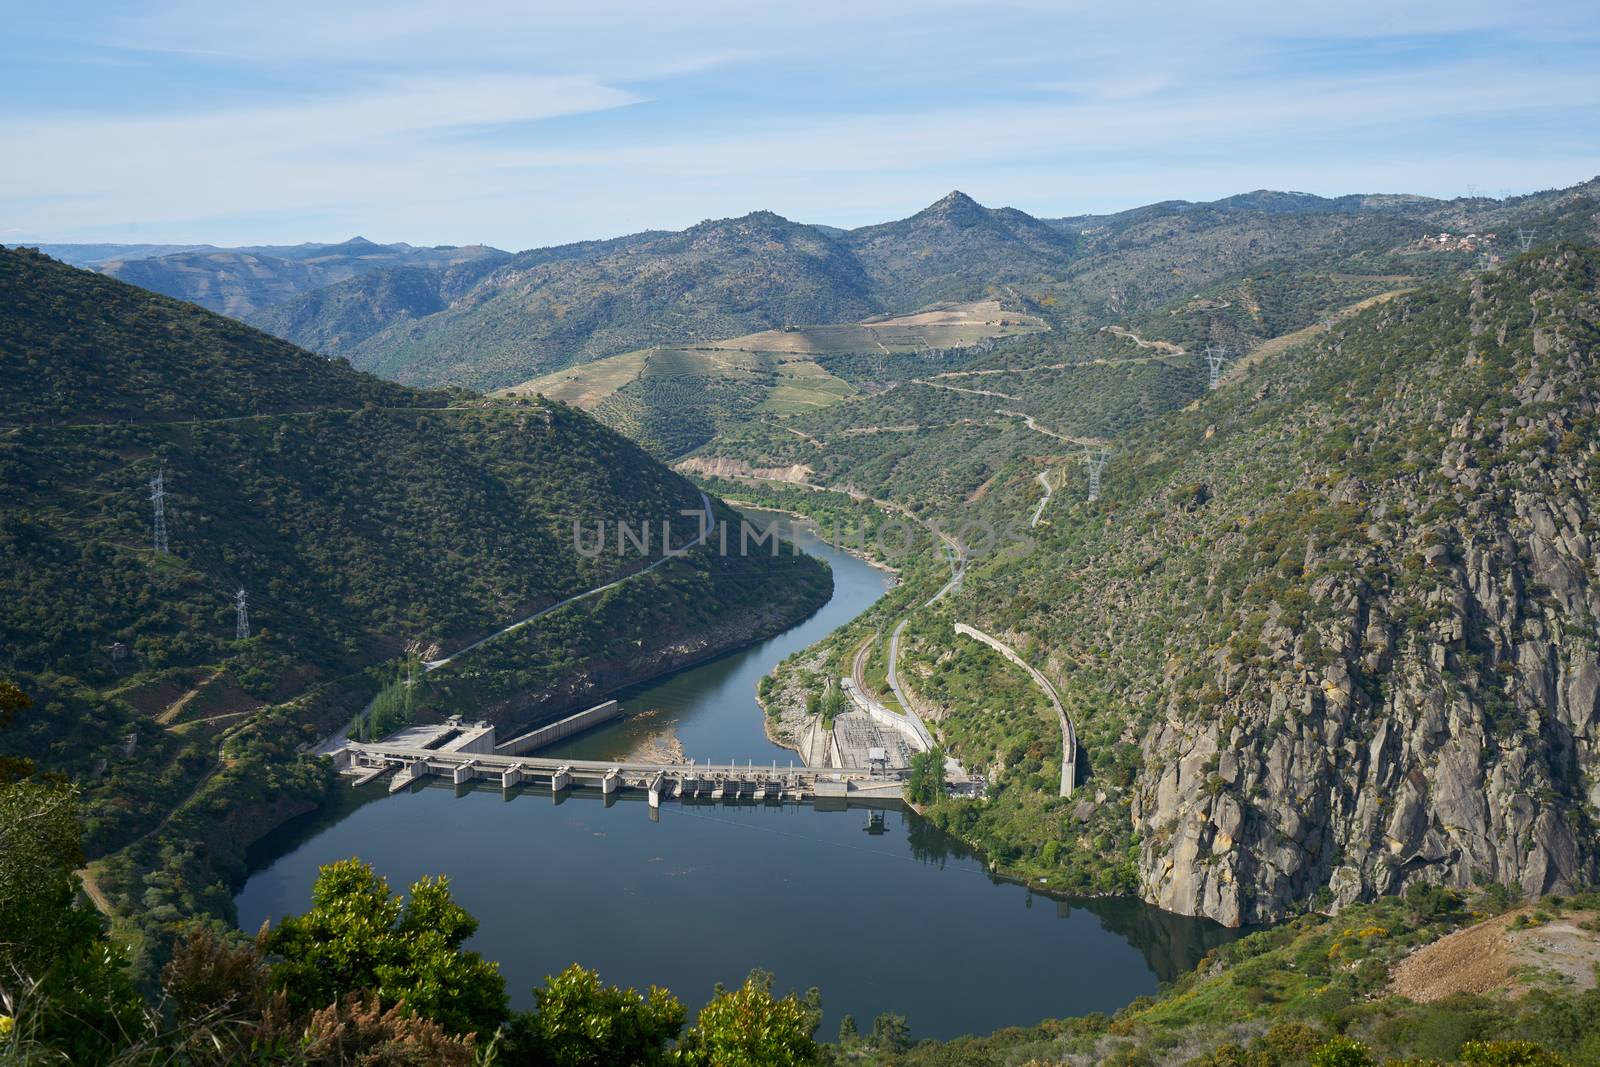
[3,0,1598,252]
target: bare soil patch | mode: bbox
[1390,911,1517,1001]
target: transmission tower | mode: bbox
[1203,345,1231,391]
[1517,228,1537,253]
[1083,446,1111,502]
[150,466,169,554]
[235,588,250,640]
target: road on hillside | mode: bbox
[425,491,715,672]
[953,622,1075,798]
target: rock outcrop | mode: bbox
[1128,250,1600,924]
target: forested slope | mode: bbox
[946,247,1600,924]
[0,246,829,950]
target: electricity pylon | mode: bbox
[150,466,169,554]
[1203,345,1231,391]
[1083,446,1111,502]
[235,588,250,640]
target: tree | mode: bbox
[0,772,144,1063]
[0,680,35,784]
[838,1013,858,1044]
[871,1011,911,1053]
[1459,1041,1571,1067]
[265,859,508,1037]
[679,972,820,1066]
[820,682,845,728]
[905,747,946,805]
[505,962,685,1066]
[1311,1036,1376,1067]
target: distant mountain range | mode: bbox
[36,237,510,320]
[26,179,1600,396]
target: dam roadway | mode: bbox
[338,742,906,805]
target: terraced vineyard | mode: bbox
[504,300,1044,456]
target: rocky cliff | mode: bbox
[961,248,1600,924]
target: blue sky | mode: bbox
[3,0,1597,251]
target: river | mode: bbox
[237,512,1237,1041]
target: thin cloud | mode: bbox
[5,0,1596,245]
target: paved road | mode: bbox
[425,492,714,672]
[953,622,1075,798]
[886,620,909,705]
[995,408,1106,448]
[1029,470,1053,527]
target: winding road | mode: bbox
[953,623,1076,798]
[1029,471,1053,527]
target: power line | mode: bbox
[235,588,250,640]
[1517,227,1537,253]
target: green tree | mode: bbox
[506,962,685,1066]
[1459,1041,1571,1067]
[680,972,820,1066]
[820,682,844,728]
[0,767,144,1063]
[0,680,34,784]
[265,859,508,1037]
[905,747,946,805]
[1311,1036,1377,1067]
[871,1011,911,1053]
[838,1013,858,1044]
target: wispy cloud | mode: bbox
[3,0,1596,246]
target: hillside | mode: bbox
[842,190,1079,306]
[0,247,425,424]
[247,230,666,358]
[929,247,1600,925]
[83,183,1596,414]
[0,246,830,947]
[712,247,1600,934]
[503,299,1048,457]
[318,182,1581,410]
[341,211,883,390]
[97,237,509,319]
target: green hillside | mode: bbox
[504,299,1046,457]
[0,248,427,424]
[863,889,1600,1066]
[344,211,883,391]
[0,246,830,953]
[736,247,1600,928]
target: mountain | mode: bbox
[29,243,220,268]
[1036,178,1600,329]
[928,248,1600,924]
[0,245,829,945]
[253,185,1574,394]
[842,190,1079,305]
[1,248,420,425]
[95,238,510,319]
[337,211,883,391]
[502,298,1047,459]
[243,260,484,357]
[248,230,669,358]
[245,195,1085,392]
[686,242,1600,930]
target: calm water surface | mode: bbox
[238,513,1237,1040]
